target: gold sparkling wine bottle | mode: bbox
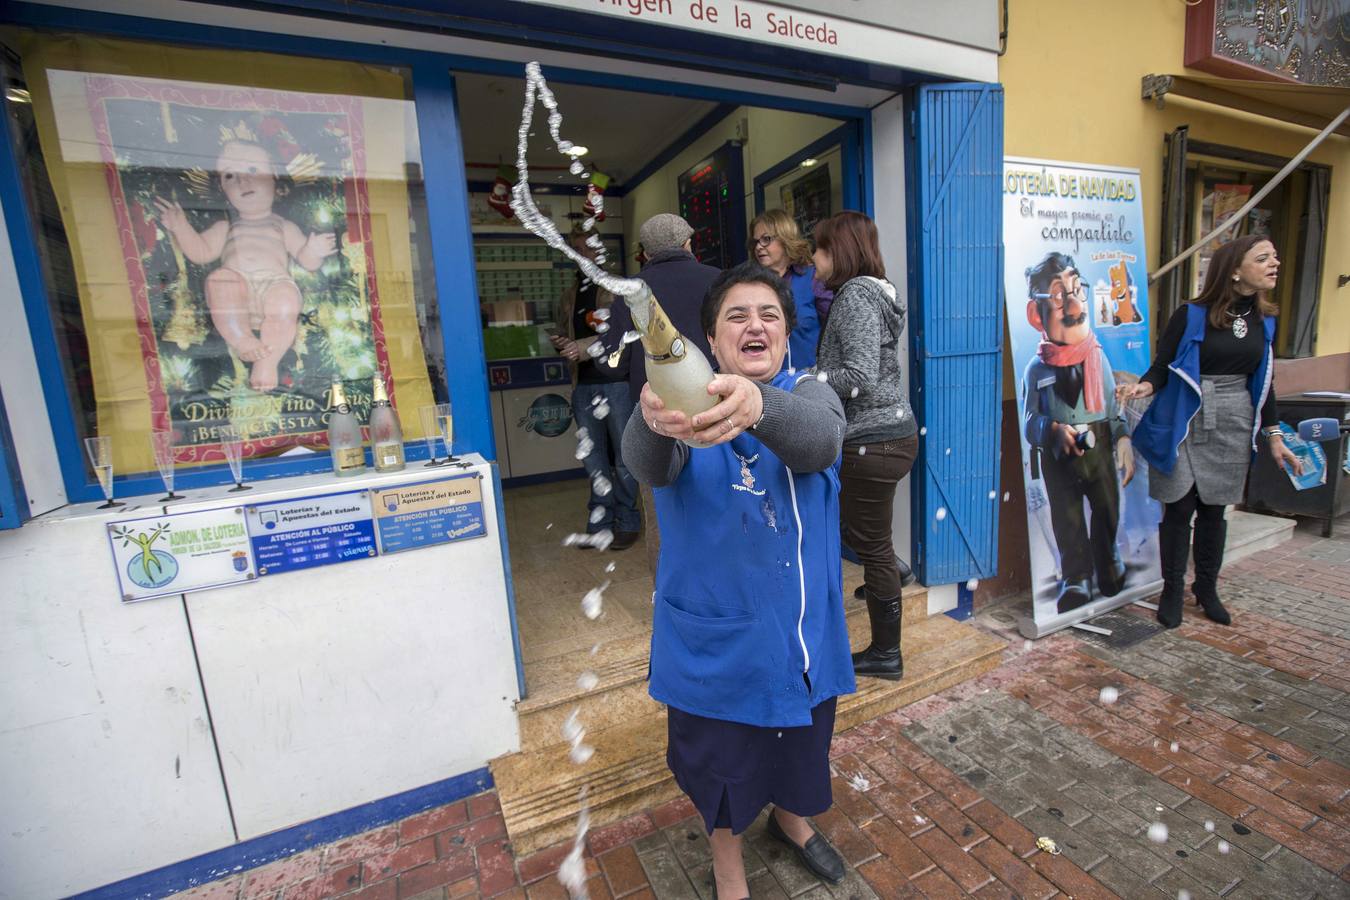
[327,380,366,477]
[624,282,717,448]
[369,375,406,472]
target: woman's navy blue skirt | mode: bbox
[666,697,838,835]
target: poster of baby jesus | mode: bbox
[86,74,391,461]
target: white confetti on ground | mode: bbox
[847,772,871,793]
[1147,822,1169,844]
[577,671,599,691]
[1204,820,1215,832]
[1217,840,1231,854]
[1177,891,1192,900]
[590,643,601,655]
[1098,686,1120,705]
[935,507,947,521]
[604,562,616,573]
[580,580,611,619]
[545,522,554,530]
[914,815,926,826]
[569,743,595,764]
[1170,741,1180,753]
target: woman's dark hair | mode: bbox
[1193,234,1279,329]
[701,262,797,338]
[813,210,885,290]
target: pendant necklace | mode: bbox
[1225,303,1251,339]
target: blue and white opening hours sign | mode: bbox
[372,474,486,554]
[246,490,377,576]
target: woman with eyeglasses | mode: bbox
[812,211,918,682]
[1120,235,1302,629]
[748,209,832,371]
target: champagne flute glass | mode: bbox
[84,435,123,509]
[419,403,447,467]
[435,402,461,464]
[219,423,250,492]
[149,430,184,502]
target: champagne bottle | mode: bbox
[623,281,718,449]
[327,380,366,477]
[370,375,406,472]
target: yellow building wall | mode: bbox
[1000,0,1349,360]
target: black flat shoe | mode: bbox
[766,810,845,883]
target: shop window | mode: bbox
[0,30,446,498]
[1159,130,1329,359]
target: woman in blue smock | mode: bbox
[622,263,853,899]
[749,209,832,372]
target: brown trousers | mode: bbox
[840,434,919,601]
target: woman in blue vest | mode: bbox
[1120,235,1302,628]
[623,263,854,899]
[748,208,832,372]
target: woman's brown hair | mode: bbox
[813,210,885,290]
[1193,234,1279,329]
[747,208,813,267]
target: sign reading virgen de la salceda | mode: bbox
[246,490,377,576]
[372,475,486,554]
[108,507,255,602]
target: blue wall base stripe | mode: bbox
[72,767,493,900]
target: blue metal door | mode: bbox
[0,387,28,529]
[906,83,1004,585]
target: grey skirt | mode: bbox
[1149,374,1254,506]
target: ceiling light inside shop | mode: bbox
[800,158,818,168]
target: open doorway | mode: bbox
[451,71,862,697]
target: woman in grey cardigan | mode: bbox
[812,211,919,681]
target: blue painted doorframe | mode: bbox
[906,82,1004,585]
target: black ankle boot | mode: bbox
[1191,519,1231,625]
[852,557,916,601]
[852,594,902,680]
[1156,518,1190,629]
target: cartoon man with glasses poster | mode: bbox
[1022,251,1135,614]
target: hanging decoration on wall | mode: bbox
[86,74,394,464]
[488,164,517,218]
[584,170,610,222]
[1002,157,1164,639]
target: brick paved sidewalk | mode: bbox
[174,517,1350,900]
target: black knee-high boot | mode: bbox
[852,594,903,680]
[1156,517,1190,629]
[1191,519,1232,625]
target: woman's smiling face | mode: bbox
[708,282,788,382]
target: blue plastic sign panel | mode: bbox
[372,474,486,554]
[107,506,255,603]
[245,490,377,576]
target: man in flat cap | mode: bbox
[602,213,721,572]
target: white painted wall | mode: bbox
[0,457,519,894]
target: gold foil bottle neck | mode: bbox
[330,380,351,412]
[639,292,687,364]
[372,375,390,405]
